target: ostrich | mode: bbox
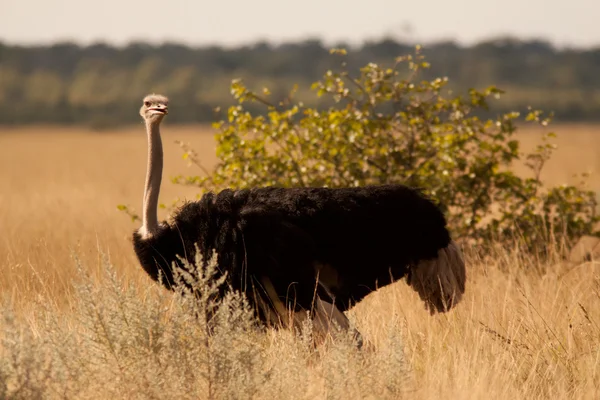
[132,93,466,341]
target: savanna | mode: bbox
[0,123,599,399]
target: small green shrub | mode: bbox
[174,47,598,254]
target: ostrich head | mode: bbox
[140,94,169,124]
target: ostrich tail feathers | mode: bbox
[408,240,466,314]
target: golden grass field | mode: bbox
[0,123,599,399]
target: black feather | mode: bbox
[132,184,452,322]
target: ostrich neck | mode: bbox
[141,120,163,236]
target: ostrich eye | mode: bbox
[144,101,151,107]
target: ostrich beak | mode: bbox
[149,107,168,115]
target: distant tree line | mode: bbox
[1,37,599,127]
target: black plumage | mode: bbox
[133,184,460,324]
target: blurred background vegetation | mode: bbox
[2,36,600,128]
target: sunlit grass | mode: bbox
[1,124,600,399]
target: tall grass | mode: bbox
[1,243,599,399]
[1,126,600,399]
[0,251,410,399]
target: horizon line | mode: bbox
[2,33,599,51]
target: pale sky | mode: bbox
[1,0,599,48]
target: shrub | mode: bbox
[174,46,598,255]
[0,253,411,399]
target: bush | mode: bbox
[173,46,597,255]
[0,254,411,399]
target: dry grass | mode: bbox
[511,123,600,191]
[0,124,215,306]
[1,123,600,399]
